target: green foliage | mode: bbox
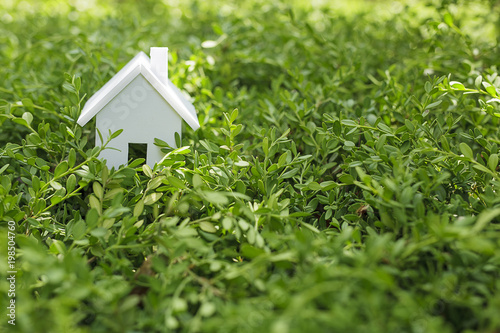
[1,0,500,332]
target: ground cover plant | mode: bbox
[1,0,500,332]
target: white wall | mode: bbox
[95,75,182,169]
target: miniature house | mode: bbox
[77,47,200,169]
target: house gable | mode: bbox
[96,74,182,142]
[77,51,199,131]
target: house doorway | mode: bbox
[128,143,147,162]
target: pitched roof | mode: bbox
[77,51,200,131]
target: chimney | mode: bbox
[150,47,168,85]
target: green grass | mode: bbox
[1,0,500,332]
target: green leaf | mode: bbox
[473,208,500,233]
[175,132,181,148]
[201,40,218,48]
[486,85,497,97]
[343,141,355,148]
[171,146,191,155]
[49,240,66,255]
[51,195,63,205]
[377,123,393,134]
[142,164,153,178]
[74,76,81,91]
[472,164,492,174]
[203,191,228,205]
[475,75,483,89]
[66,127,75,138]
[234,160,250,167]
[199,302,216,317]
[262,137,269,156]
[341,119,357,127]
[154,138,171,147]
[32,176,40,192]
[376,134,387,152]
[0,164,9,175]
[450,81,465,90]
[27,133,41,145]
[103,188,123,201]
[50,181,63,191]
[89,194,101,213]
[93,182,103,199]
[222,217,233,230]
[22,98,34,109]
[278,153,288,167]
[280,168,299,179]
[426,100,442,109]
[424,81,432,93]
[488,154,498,171]
[199,221,217,233]
[144,192,162,205]
[101,165,109,184]
[338,174,354,184]
[483,82,498,97]
[167,176,186,189]
[12,118,29,127]
[133,199,144,217]
[22,112,33,125]
[110,129,123,140]
[90,228,107,238]
[443,12,453,26]
[320,181,338,190]
[307,182,322,191]
[230,108,238,123]
[62,82,77,94]
[192,174,203,188]
[54,161,68,177]
[66,174,77,193]
[459,143,473,160]
[68,148,76,168]
[441,136,450,152]
[85,209,99,228]
[147,176,165,191]
[72,220,87,240]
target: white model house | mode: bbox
[77,47,200,169]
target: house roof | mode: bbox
[77,51,200,131]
